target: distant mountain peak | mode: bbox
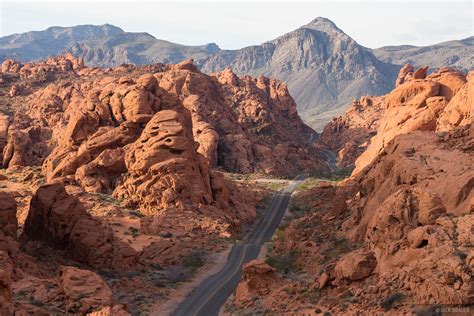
[202,42,220,53]
[303,17,343,33]
[45,24,124,34]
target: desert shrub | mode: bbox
[128,210,145,218]
[182,251,205,269]
[265,250,296,274]
[129,227,139,237]
[381,293,403,311]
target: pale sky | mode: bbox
[0,0,472,49]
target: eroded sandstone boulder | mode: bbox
[24,184,138,269]
[235,260,282,308]
[59,266,113,314]
[334,248,376,281]
[114,109,213,213]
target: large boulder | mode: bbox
[59,266,113,314]
[334,248,376,281]
[114,109,213,213]
[24,184,138,270]
[235,259,282,308]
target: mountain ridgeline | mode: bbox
[1,18,471,130]
[198,18,401,129]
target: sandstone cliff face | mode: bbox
[320,65,473,170]
[158,61,325,175]
[24,184,139,270]
[233,65,474,314]
[319,95,385,168]
[0,191,128,314]
[353,66,471,174]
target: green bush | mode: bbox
[182,251,205,269]
[265,250,296,274]
[381,293,403,311]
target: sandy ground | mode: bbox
[150,245,233,315]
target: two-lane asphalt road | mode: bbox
[173,176,305,316]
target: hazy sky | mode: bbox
[1,0,472,49]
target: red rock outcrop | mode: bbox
[157,61,325,175]
[2,126,51,169]
[114,109,213,212]
[0,55,324,314]
[0,192,18,238]
[24,184,138,270]
[319,96,385,167]
[1,53,85,79]
[0,57,324,242]
[334,248,376,281]
[59,266,114,314]
[234,65,473,314]
[353,66,471,174]
[235,260,283,308]
[0,192,17,315]
[320,66,472,171]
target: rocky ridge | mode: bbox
[373,36,474,71]
[199,17,400,130]
[231,65,474,313]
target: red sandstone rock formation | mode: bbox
[320,65,472,171]
[235,260,283,308]
[24,184,139,270]
[353,66,470,174]
[59,266,115,313]
[232,65,473,314]
[319,95,385,167]
[1,55,313,313]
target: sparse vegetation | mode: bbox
[159,232,173,238]
[128,210,145,218]
[297,178,323,191]
[129,227,139,237]
[265,250,297,274]
[151,263,163,270]
[182,251,205,270]
[381,292,403,311]
[29,298,45,307]
[289,201,311,217]
[97,193,122,206]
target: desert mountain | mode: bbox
[0,24,220,66]
[199,17,400,130]
[373,36,474,71]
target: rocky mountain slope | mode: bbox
[230,65,474,314]
[373,37,474,71]
[0,24,220,66]
[199,17,400,130]
[0,54,326,314]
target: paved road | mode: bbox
[173,176,305,316]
